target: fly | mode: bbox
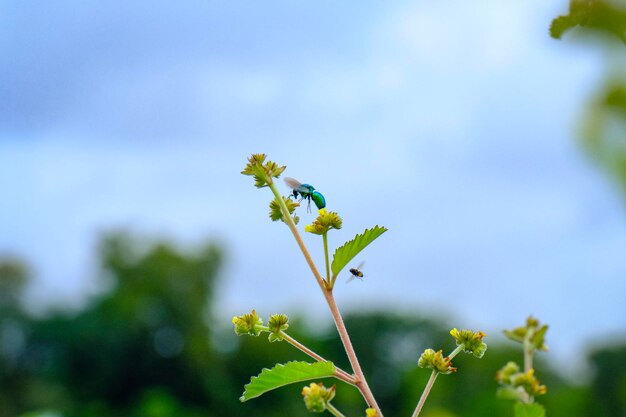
[346,261,365,284]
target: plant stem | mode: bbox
[411,344,464,417]
[412,370,438,417]
[323,291,382,416]
[267,182,327,291]
[279,331,355,384]
[523,328,535,373]
[448,344,464,360]
[326,402,346,417]
[267,179,382,416]
[322,232,331,288]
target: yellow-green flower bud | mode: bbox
[232,309,264,336]
[495,361,520,385]
[418,348,457,374]
[301,383,335,413]
[268,314,289,342]
[269,197,299,223]
[365,408,377,417]
[450,328,488,358]
[241,153,286,188]
[304,209,343,235]
[512,369,547,397]
[503,316,548,352]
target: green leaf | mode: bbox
[240,361,336,402]
[496,386,525,401]
[549,15,576,39]
[514,402,546,417]
[331,226,387,279]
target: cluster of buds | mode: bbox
[449,328,488,358]
[418,328,487,375]
[418,348,457,374]
[269,196,300,223]
[267,313,289,342]
[232,310,290,343]
[496,361,547,402]
[304,208,343,235]
[301,382,336,413]
[232,309,264,337]
[241,153,286,188]
[503,316,548,352]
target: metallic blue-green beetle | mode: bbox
[284,177,326,212]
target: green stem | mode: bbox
[412,344,464,417]
[522,330,535,403]
[322,232,331,288]
[448,344,465,360]
[279,331,355,384]
[412,370,439,417]
[326,402,346,417]
[523,327,535,373]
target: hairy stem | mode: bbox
[324,292,382,416]
[267,182,327,291]
[412,371,439,417]
[279,331,355,384]
[267,178,382,415]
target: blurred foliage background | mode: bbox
[0,232,625,417]
[551,0,626,196]
[3,1,626,416]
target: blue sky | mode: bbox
[2,1,625,372]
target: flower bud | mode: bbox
[268,314,289,342]
[305,209,343,235]
[450,328,488,358]
[232,309,264,336]
[418,348,457,374]
[301,382,335,413]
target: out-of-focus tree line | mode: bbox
[0,233,624,417]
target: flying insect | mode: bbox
[284,177,326,212]
[346,261,365,284]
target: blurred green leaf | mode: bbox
[514,402,546,417]
[550,0,626,42]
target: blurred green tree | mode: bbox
[586,344,626,417]
[1,232,622,417]
[551,0,626,197]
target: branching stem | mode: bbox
[323,291,382,416]
[279,331,355,384]
[268,182,327,291]
[267,178,383,416]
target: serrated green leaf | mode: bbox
[514,402,546,417]
[240,361,336,402]
[331,226,387,279]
